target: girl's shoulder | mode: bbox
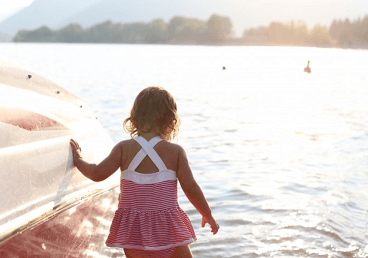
[114,138,139,151]
[157,140,186,158]
[118,138,136,145]
[159,139,182,149]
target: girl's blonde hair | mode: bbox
[124,86,180,141]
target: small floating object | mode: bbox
[222,66,226,70]
[304,60,311,73]
[27,74,32,79]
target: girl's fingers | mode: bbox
[70,139,81,151]
[210,222,220,235]
[70,139,76,148]
[202,217,220,235]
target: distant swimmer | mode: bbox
[304,60,311,73]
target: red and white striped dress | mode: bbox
[106,136,196,254]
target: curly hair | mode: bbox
[123,86,180,141]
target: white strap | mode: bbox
[128,136,167,171]
[128,136,161,171]
[148,136,162,147]
[134,136,167,171]
[128,149,146,171]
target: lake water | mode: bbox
[1,43,368,257]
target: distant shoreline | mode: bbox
[3,41,368,51]
[8,14,368,50]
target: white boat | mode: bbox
[0,62,121,257]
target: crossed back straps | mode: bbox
[128,136,167,172]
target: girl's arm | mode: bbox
[176,145,220,235]
[70,139,121,182]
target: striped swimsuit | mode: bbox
[106,136,196,257]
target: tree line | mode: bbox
[242,15,368,47]
[13,14,368,48]
[13,14,232,44]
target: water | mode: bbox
[1,43,368,257]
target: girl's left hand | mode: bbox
[201,215,220,235]
[70,139,82,164]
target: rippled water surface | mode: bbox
[1,43,368,257]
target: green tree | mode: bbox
[166,16,207,43]
[120,23,148,43]
[309,24,332,46]
[56,24,85,43]
[145,19,167,43]
[167,16,185,39]
[362,16,368,42]
[13,26,55,42]
[294,21,308,45]
[338,30,352,45]
[329,20,341,40]
[329,18,356,45]
[206,14,232,42]
[85,21,115,43]
[182,18,207,40]
[266,21,304,44]
[266,22,287,43]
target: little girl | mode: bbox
[70,86,219,257]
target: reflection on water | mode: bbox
[0,187,124,257]
[1,43,368,257]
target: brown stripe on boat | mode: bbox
[0,108,68,131]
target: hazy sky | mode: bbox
[1,0,368,30]
[0,0,35,22]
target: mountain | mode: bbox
[0,0,225,36]
[56,0,214,28]
[1,0,368,38]
[0,32,11,42]
[0,0,102,36]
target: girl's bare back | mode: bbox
[119,137,180,174]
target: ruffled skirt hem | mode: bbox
[105,207,196,249]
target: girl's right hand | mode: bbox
[201,216,220,235]
[70,139,82,164]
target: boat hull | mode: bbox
[0,186,122,257]
[0,62,121,257]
